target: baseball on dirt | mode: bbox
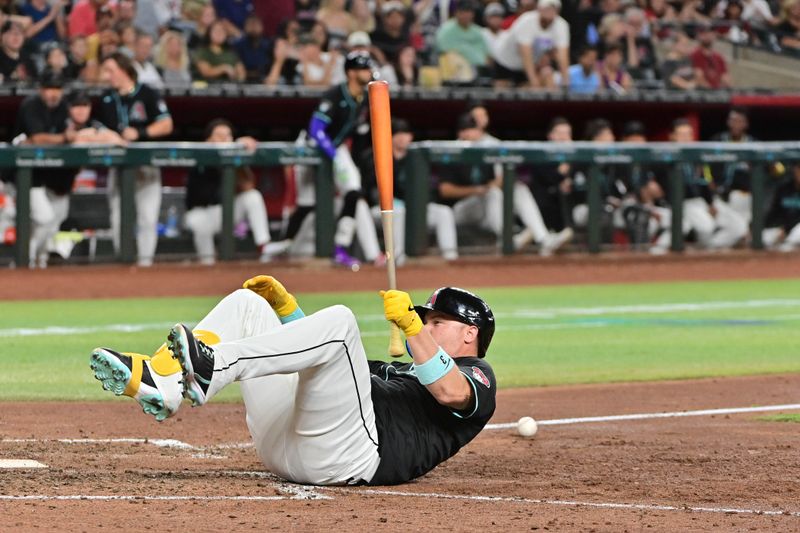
[517,416,538,437]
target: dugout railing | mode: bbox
[3,143,331,267]
[4,141,800,266]
[402,141,800,256]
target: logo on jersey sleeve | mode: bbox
[130,101,147,122]
[471,366,490,388]
[157,100,168,114]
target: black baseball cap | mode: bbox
[456,113,479,132]
[392,118,412,134]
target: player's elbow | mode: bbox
[430,384,471,410]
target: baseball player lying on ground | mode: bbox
[90,279,496,485]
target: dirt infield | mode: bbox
[1,375,799,531]
[3,253,799,530]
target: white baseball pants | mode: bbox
[193,289,381,485]
[371,200,459,261]
[453,187,503,237]
[29,186,70,266]
[763,224,800,250]
[108,167,162,267]
[184,190,271,264]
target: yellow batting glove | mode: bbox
[243,275,298,317]
[380,289,423,337]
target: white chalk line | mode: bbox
[3,299,799,338]
[327,487,800,518]
[485,403,800,430]
[0,438,195,449]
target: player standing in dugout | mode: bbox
[90,278,496,485]
[283,50,383,269]
[97,52,173,267]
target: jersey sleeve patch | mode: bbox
[471,366,491,388]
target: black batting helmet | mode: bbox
[415,287,495,357]
[344,50,373,71]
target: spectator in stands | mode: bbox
[645,0,677,29]
[213,0,253,39]
[13,73,74,268]
[361,118,459,262]
[714,0,777,28]
[370,0,412,64]
[0,20,34,83]
[133,31,163,89]
[436,0,490,69]
[599,43,632,92]
[155,30,192,85]
[720,1,749,43]
[652,118,748,252]
[491,0,570,88]
[691,23,732,88]
[133,0,175,38]
[763,163,800,251]
[624,7,657,80]
[776,0,800,50]
[501,0,536,29]
[317,0,356,51]
[68,0,109,38]
[235,14,271,83]
[98,52,174,267]
[184,118,275,265]
[678,0,711,24]
[265,18,301,86]
[351,0,375,33]
[84,4,115,78]
[117,21,137,57]
[296,32,340,86]
[65,35,89,81]
[40,43,68,79]
[194,19,246,82]
[568,45,601,93]
[661,31,700,89]
[117,0,136,25]
[481,2,505,55]
[21,0,67,46]
[529,117,575,232]
[389,44,419,87]
[188,3,217,50]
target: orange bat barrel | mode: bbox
[368,80,394,212]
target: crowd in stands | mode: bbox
[0,0,797,92]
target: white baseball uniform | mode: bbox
[107,166,162,267]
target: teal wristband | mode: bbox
[414,348,455,385]
[280,307,305,324]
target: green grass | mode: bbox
[2,278,799,401]
[759,414,800,423]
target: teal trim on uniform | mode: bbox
[415,347,455,385]
[280,307,306,324]
[331,83,359,147]
[312,111,332,123]
[451,371,479,419]
[154,113,171,121]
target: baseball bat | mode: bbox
[368,80,405,358]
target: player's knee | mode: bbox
[330,304,358,329]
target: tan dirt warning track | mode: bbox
[1,251,799,301]
[2,253,799,531]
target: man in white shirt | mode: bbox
[491,0,570,88]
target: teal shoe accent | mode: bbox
[89,350,131,396]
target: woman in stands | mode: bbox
[193,18,245,82]
[155,30,192,86]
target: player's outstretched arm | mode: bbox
[381,290,472,410]
[243,275,305,323]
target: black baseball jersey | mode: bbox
[97,83,170,134]
[433,163,494,207]
[361,150,410,207]
[13,94,74,193]
[312,83,370,148]
[367,356,496,485]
